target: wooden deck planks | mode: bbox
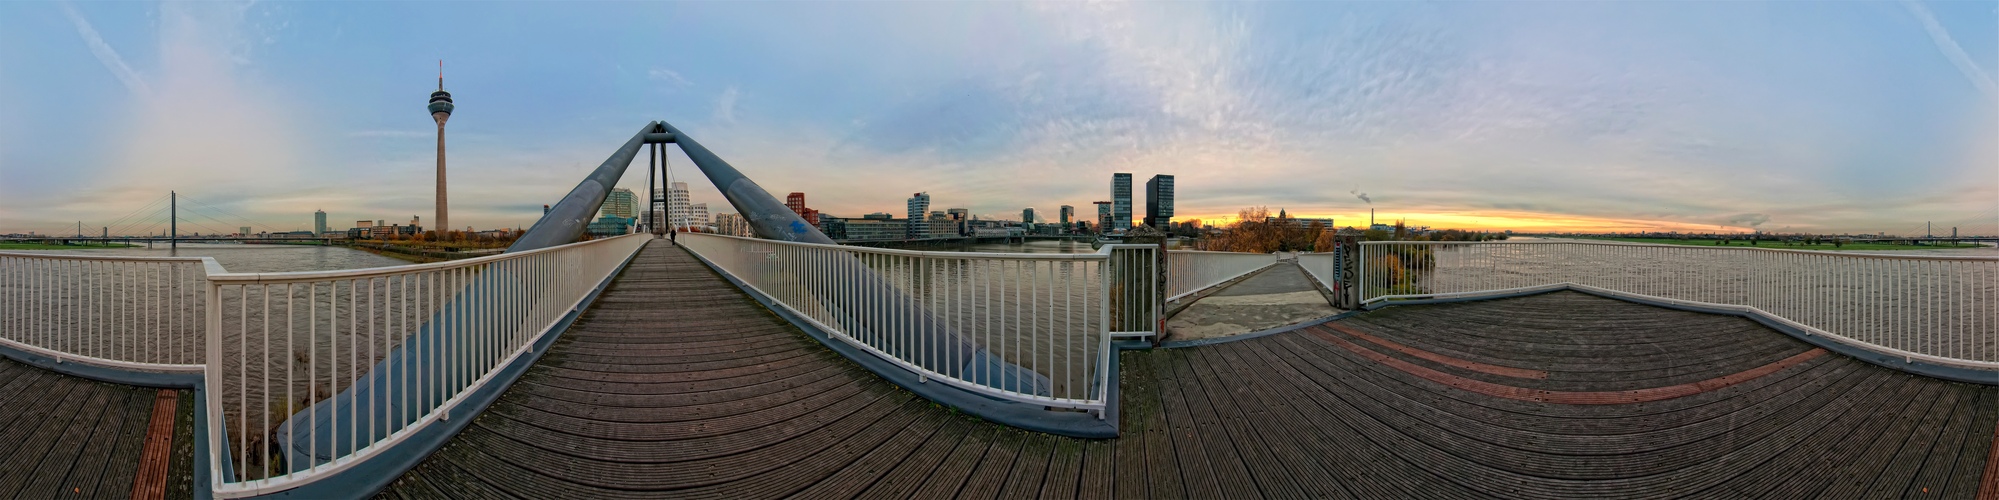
[129,389,179,500]
[377,245,1998,500]
[0,358,179,500]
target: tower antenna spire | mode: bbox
[438,59,444,91]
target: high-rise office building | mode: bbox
[1094,201,1112,232]
[428,61,455,234]
[945,208,969,236]
[786,193,806,215]
[1145,174,1174,229]
[715,213,756,237]
[1022,207,1036,225]
[668,182,693,230]
[313,210,327,236]
[687,203,711,229]
[1112,173,1132,232]
[1059,205,1074,226]
[600,188,637,219]
[240,226,252,236]
[645,187,665,230]
[906,192,931,239]
[785,192,819,225]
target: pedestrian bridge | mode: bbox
[0,121,1994,499]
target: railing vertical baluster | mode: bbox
[204,278,222,492]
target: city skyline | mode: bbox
[1,2,1994,237]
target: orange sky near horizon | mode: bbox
[1173,209,1758,234]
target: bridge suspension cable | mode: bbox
[108,204,174,237]
[96,194,172,235]
[174,194,287,234]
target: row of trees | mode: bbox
[1194,206,1506,253]
[357,229,523,249]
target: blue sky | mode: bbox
[1,1,1994,236]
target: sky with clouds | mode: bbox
[1,1,1995,236]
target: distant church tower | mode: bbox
[428,61,455,233]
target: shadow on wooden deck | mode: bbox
[380,242,1999,499]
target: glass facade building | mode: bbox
[1145,174,1174,229]
[1112,173,1133,232]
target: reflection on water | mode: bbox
[959,240,1100,254]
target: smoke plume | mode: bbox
[1727,213,1771,227]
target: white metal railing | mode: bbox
[677,232,1158,413]
[1298,251,1345,302]
[203,233,649,497]
[0,252,221,371]
[1166,250,1278,301]
[1360,241,1999,369]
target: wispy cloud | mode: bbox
[60,2,151,96]
[348,130,431,139]
[1903,0,1998,95]
[714,86,740,123]
[648,68,691,87]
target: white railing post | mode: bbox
[205,277,226,487]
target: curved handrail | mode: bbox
[206,234,642,284]
[0,252,220,371]
[689,232,1120,260]
[205,233,651,497]
[677,232,1145,412]
[1356,241,1998,371]
[1373,239,1999,261]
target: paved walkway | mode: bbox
[1164,262,1338,342]
[381,242,1999,499]
[0,357,194,499]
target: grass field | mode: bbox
[0,242,139,250]
[1579,237,1987,251]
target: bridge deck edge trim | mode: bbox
[0,342,203,389]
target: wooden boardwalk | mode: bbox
[382,242,1999,499]
[0,357,194,499]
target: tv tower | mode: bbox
[428,60,455,234]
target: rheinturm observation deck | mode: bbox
[429,62,453,234]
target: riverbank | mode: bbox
[1577,237,1987,251]
[344,242,507,264]
[0,242,139,250]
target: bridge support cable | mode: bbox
[92,193,172,236]
[175,194,288,235]
[114,205,176,239]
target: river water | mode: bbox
[3,242,408,273]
